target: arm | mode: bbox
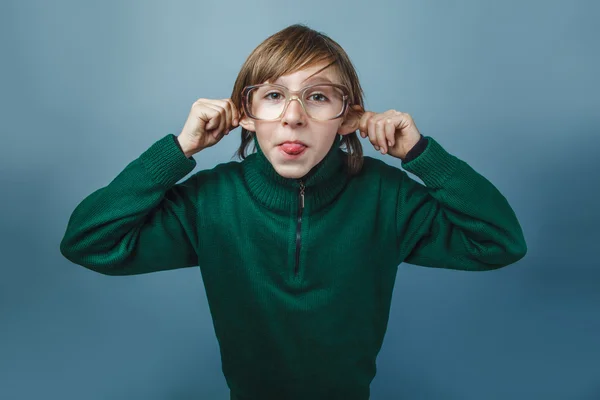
[395,136,527,271]
[59,134,201,276]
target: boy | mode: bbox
[60,24,527,400]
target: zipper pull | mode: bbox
[299,180,305,209]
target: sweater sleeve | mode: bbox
[395,136,527,271]
[59,134,201,276]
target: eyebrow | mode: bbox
[302,76,334,84]
[274,76,335,86]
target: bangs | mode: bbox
[246,30,340,86]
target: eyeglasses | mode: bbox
[241,83,350,121]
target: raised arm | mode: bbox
[395,136,527,271]
[60,134,201,276]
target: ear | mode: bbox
[239,113,256,132]
[337,105,364,135]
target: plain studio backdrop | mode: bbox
[1,0,598,399]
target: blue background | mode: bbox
[2,0,599,399]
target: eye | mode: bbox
[264,91,283,100]
[308,93,328,102]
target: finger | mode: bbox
[203,104,226,138]
[208,103,227,133]
[375,119,388,154]
[213,99,232,134]
[358,112,375,138]
[385,118,395,148]
[197,104,219,132]
[375,117,387,154]
[358,114,367,138]
[367,115,380,150]
[222,99,240,134]
[219,99,235,133]
[227,99,240,127]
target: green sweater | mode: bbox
[60,133,527,400]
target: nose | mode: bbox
[281,97,307,126]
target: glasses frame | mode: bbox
[241,83,350,121]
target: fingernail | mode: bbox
[374,146,380,151]
[388,141,392,147]
[233,119,238,125]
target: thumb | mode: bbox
[338,105,364,135]
[197,115,208,132]
[205,115,219,131]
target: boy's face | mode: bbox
[240,62,361,179]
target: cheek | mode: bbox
[311,128,340,156]
[321,122,343,141]
[313,121,341,137]
[253,123,277,142]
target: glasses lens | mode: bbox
[246,84,346,120]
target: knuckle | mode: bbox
[194,99,207,108]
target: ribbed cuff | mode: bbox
[139,134,197,187]
[401,136,460,188]
[402,134,427,163]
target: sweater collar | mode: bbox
[241,134,349,214]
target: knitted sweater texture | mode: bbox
[60,133,527,400]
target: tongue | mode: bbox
[281,143,306,154]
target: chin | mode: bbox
[272,164,311,179]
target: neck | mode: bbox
[241,134,349,213]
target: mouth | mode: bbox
[278,140,308,146]
[278,141,308,157]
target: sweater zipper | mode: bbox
[294,180,305,276]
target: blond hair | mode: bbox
[230,24,365,175]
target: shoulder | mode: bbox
[354,155,409,183]
[185,159,243,191]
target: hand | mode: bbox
[356,109,422,160]
[177,98,240,157]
